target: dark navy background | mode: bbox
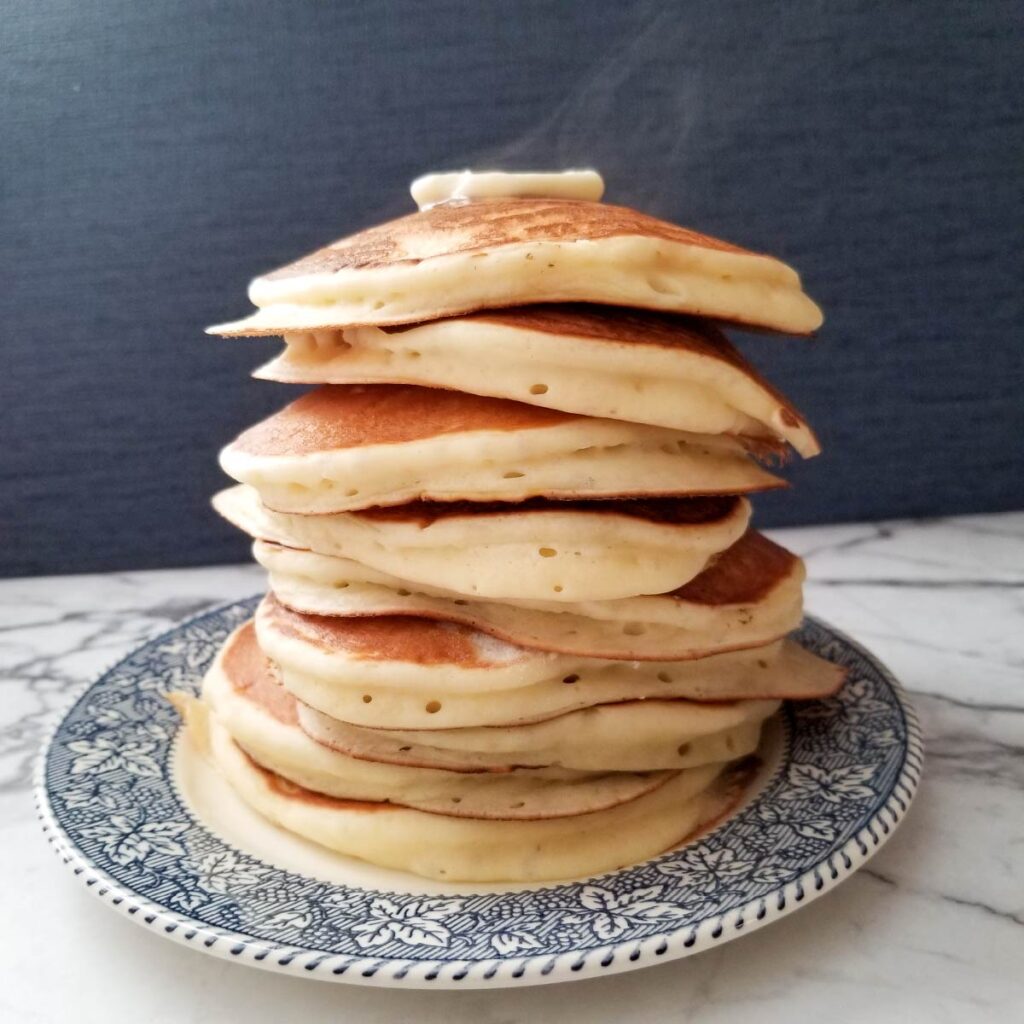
[3,0,1021,577]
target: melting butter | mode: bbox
[410,169,604,210]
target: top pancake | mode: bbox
[259,198,751,275]
[208,197,823,335]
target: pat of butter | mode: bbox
[410,170,605,210]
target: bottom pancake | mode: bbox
[205,717,752,882]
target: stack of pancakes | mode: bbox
[185,174,844,882]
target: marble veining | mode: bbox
[2,513,1022,1023]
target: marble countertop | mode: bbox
[3,513,1022,1022]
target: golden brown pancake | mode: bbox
[252,529,805,661]
[203,714,744,881]
[254,307,818,456]
[253,587,846,731]
[452,305,752,348]
[220,384,786,514]
[230,383,572,457]
[213,483,753,602]
[221,621,296,724]
[261,198,753,279]
[468,306,812,437]
[260,592,528,668]
[198,624,709,822]
[209,619,778,774]
[668,531,798,605]
[210,197,823,335]
[294,695,775,774]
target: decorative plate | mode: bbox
[36,597,921,989]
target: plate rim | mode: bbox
[35,601,923,989]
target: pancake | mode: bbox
[255,592,559,697]
[204,716,749,881]
[202,621,774,775]
[208,196,822,336]
[297,698,772,773]
[254,597,845,729]
[221,384,785,515]
[255,309,819,457]
[207,622,772,769]
[254,530,805,660]
[195,626,677,819]
[213,485,752,601]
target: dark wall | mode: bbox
[3,0,1022,577]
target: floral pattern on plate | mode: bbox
[37,597,922,987]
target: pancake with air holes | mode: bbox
[199,622,775,775]
[194,708,755,882]
[213,485,753,602]
[207,195,822,336]
[220,384,786,516]
[253,530,805,661]
[295,695,774,774]
[254,309,819,457]
[189,622,684,819]
[253,594,846,730]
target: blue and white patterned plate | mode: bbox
[36,597,921,988]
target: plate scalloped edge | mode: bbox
[34,600,923,989]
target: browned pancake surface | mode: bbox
[222,622,297,725]
[261,593,528,667]
[431,304,810,434]
[232,384,573,457]
[356,494,742,528]
[243,747,391,812]
[670,532,799,605]
[443,305,748,358]
[261,198,754,280]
